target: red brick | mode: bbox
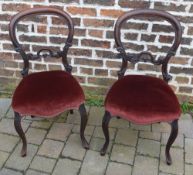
[67,6,96,16]
[96,50,114,58]
[34,64,47,70]
[80,67,93,75]
[88,77,115,86]
[74,58,103,67]
[84,0,115,6]
[122,22,148,30]
[180,47,193,56]
[0,68,15,77]
[50,0,79,3]
[88,30,103,38]
[95,69,108,76]
[152,24,173,33]
[33,5,63,10]
[118,0,150,8]
[141,34,156,42]
[52,17,80,26]
[68,48,92,57]
[0,34,10,41]
[170,67,193,75]
[137,63,161,72]
[100,9,124,18]
[37,25,47,34]
[159,35,174,43]
[2,3,31,12]
[83,19,114,28]
[175,76,189,84]
[170,57,190,65]
[187,27,193,35]
[124,33,138,41]
[0,14,11,21]
[1,53,14,61]
[81,39,110,48]
[19,35,47,43]
[154,2,186,12]
[74,75,86,84]
[179,87,193,93]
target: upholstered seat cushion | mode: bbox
[12,70,84,117]
[105,75,181,124]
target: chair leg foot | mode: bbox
[79,104,89,149]
[165,119,178,165]
[31,115,35,118]
[100,111,111,156]
[70,110,73,114]
[14,112,27,157]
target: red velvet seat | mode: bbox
[12,70,84,117]
[105,75,181,124]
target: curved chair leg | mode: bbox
[14,112,27,157]
[79,104,89,149]
[70,110,73,114]
[100,111,111,156]
[165,119,178,165]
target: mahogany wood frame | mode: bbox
[9,7,89,157]
[100,9,182,165]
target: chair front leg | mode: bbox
[79,104,89,149]
[165,119,178,165]
[100,111,111,156]
[70,110,73,114]
[14,112,27,157]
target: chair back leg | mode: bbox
[100,111,111,156]
[165,119,178,165]
[14,112,27,157]
[79,104,89,149]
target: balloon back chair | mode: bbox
[100,9,182,165]
[9,7,89,157]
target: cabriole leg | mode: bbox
[14,112,27,157]
[100,111,111,156]
[79,104,89,149]
[165,119,178,165]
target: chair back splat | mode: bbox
[9,7,74,76]
[114,9,182,82]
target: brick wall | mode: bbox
[0,0,192,102]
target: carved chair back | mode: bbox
[114,9,182,82]
[9,7,74,77]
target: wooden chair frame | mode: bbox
[100,9,182,165]
[9,7,89,157]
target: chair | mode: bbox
[100,9,182,165]
[9,7,89,157]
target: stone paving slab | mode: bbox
[0,99,11,119]
[0,98,193,175]
[30,156,56,173]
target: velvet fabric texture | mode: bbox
[12,70,85,117]
[105,75,181,124]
